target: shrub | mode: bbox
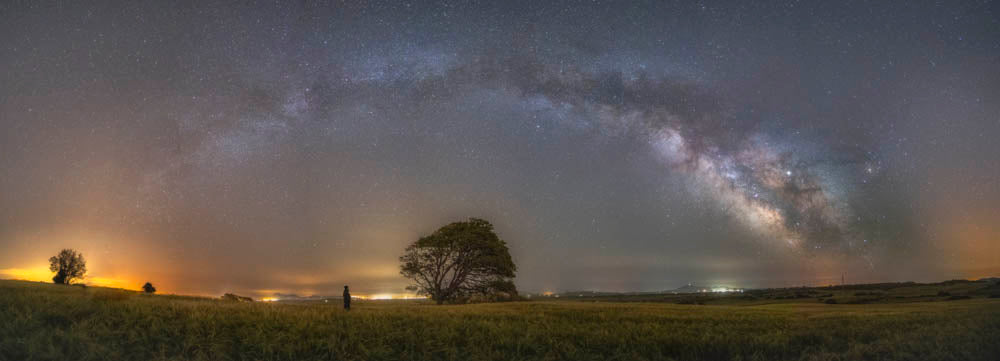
[221,293,254,302]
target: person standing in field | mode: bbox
[343,285,351,310]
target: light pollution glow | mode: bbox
[0,265,139,291]
[0,265,426,300]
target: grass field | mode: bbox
[2,279,999,361]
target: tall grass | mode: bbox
[1,280,998,360]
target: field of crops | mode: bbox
[2,279,999,361]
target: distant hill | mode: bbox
[526,278,1000,304]
[531,284,744,298]
[273,293,333,301]
[669,284,711,294]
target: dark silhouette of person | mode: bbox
[343,285,351,310]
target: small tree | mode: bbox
[142,282,156,294]
[400,218,517,304]
[49,249,87,285]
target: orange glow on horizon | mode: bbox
[86,276,141,291]
[0,265,141,291]
[0,266,54,282]
[354,293,423,300]
[939,215,1000,279]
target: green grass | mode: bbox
[2,280,999,361]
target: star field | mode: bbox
[1,1,998,296]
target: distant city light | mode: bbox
[700,287,744,293]
[356,293,425,300]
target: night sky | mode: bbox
[2,1,999,298]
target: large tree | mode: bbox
[400,218,517,304]
[49,249,87,285]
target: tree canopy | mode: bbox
[400,218,517,304]
[49,249,87,285]
[142,282,156,294]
